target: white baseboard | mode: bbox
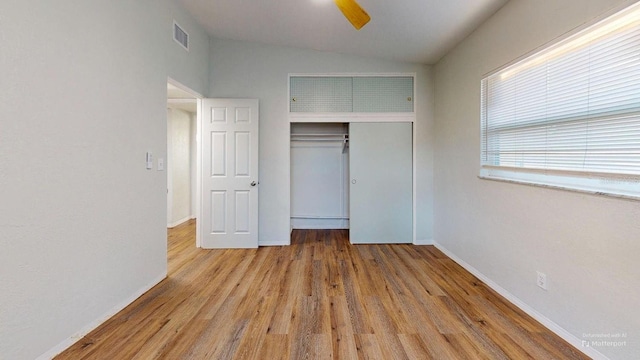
[260,240,290,246]
[167,216,192,228]
[290,218,349,230]
[37,272,167,360]
[433,242,609,360]
[413,238,434,245]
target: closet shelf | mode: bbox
[291,133,349,152]
[291,133,348,138]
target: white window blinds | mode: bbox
[481,3,640,181]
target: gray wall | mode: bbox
[433,0,640,358]
[0,1,209,358]
[209,38,435,245]
[167,108,196,226]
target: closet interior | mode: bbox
[290,122,350,230]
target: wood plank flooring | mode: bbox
[55,220,590,359]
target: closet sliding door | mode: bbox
[349,123,412,244]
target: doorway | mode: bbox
[290,123,350,230]
[166,78,202,247]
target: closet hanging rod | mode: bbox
[290,138,349,142]
[291,133,348,142]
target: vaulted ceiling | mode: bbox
[180,0,509,64]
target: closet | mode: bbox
[289,75,415,244]
[290,123,349,230]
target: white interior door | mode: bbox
[201,99,259,248]
[349,122,412,244]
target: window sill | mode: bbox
[478,168,640,202]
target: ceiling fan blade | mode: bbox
[333,0,370,30]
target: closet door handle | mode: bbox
[250,181,258,187]
[351,179,357,184]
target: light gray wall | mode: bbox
[209,38,435,244]
[191,112,198,218]
[167,108,195,226]
[0,1,209,359]
[433,0,640,358]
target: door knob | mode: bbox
[250,181,258,187]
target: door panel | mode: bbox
[349,122,412,244]
[212,108,227,122]
[201,99,259,248]
[211,191,227,233]
[235,191,251,233]
[211,132,227,176]
[235,132,251,176]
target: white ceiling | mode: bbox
[179,0,508,64]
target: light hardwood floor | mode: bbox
[56,220,589,359]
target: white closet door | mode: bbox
[349,122,412,244]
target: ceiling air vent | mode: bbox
[173,21,189,51]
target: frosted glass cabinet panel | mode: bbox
[290,76,414,113]
[353,77,413,112]
[290,77,353,112]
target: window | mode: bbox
[480,2,640,199]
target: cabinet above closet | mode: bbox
[290,76,414,113]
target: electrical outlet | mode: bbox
[536,271,548,290]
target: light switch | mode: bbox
[146,152,153,170]
[157,158,164,171]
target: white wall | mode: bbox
[0,1,209,359]
[190,112,198,218]
[167,108,195,227]
[433,0,640,359]
[209,38,435,245]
